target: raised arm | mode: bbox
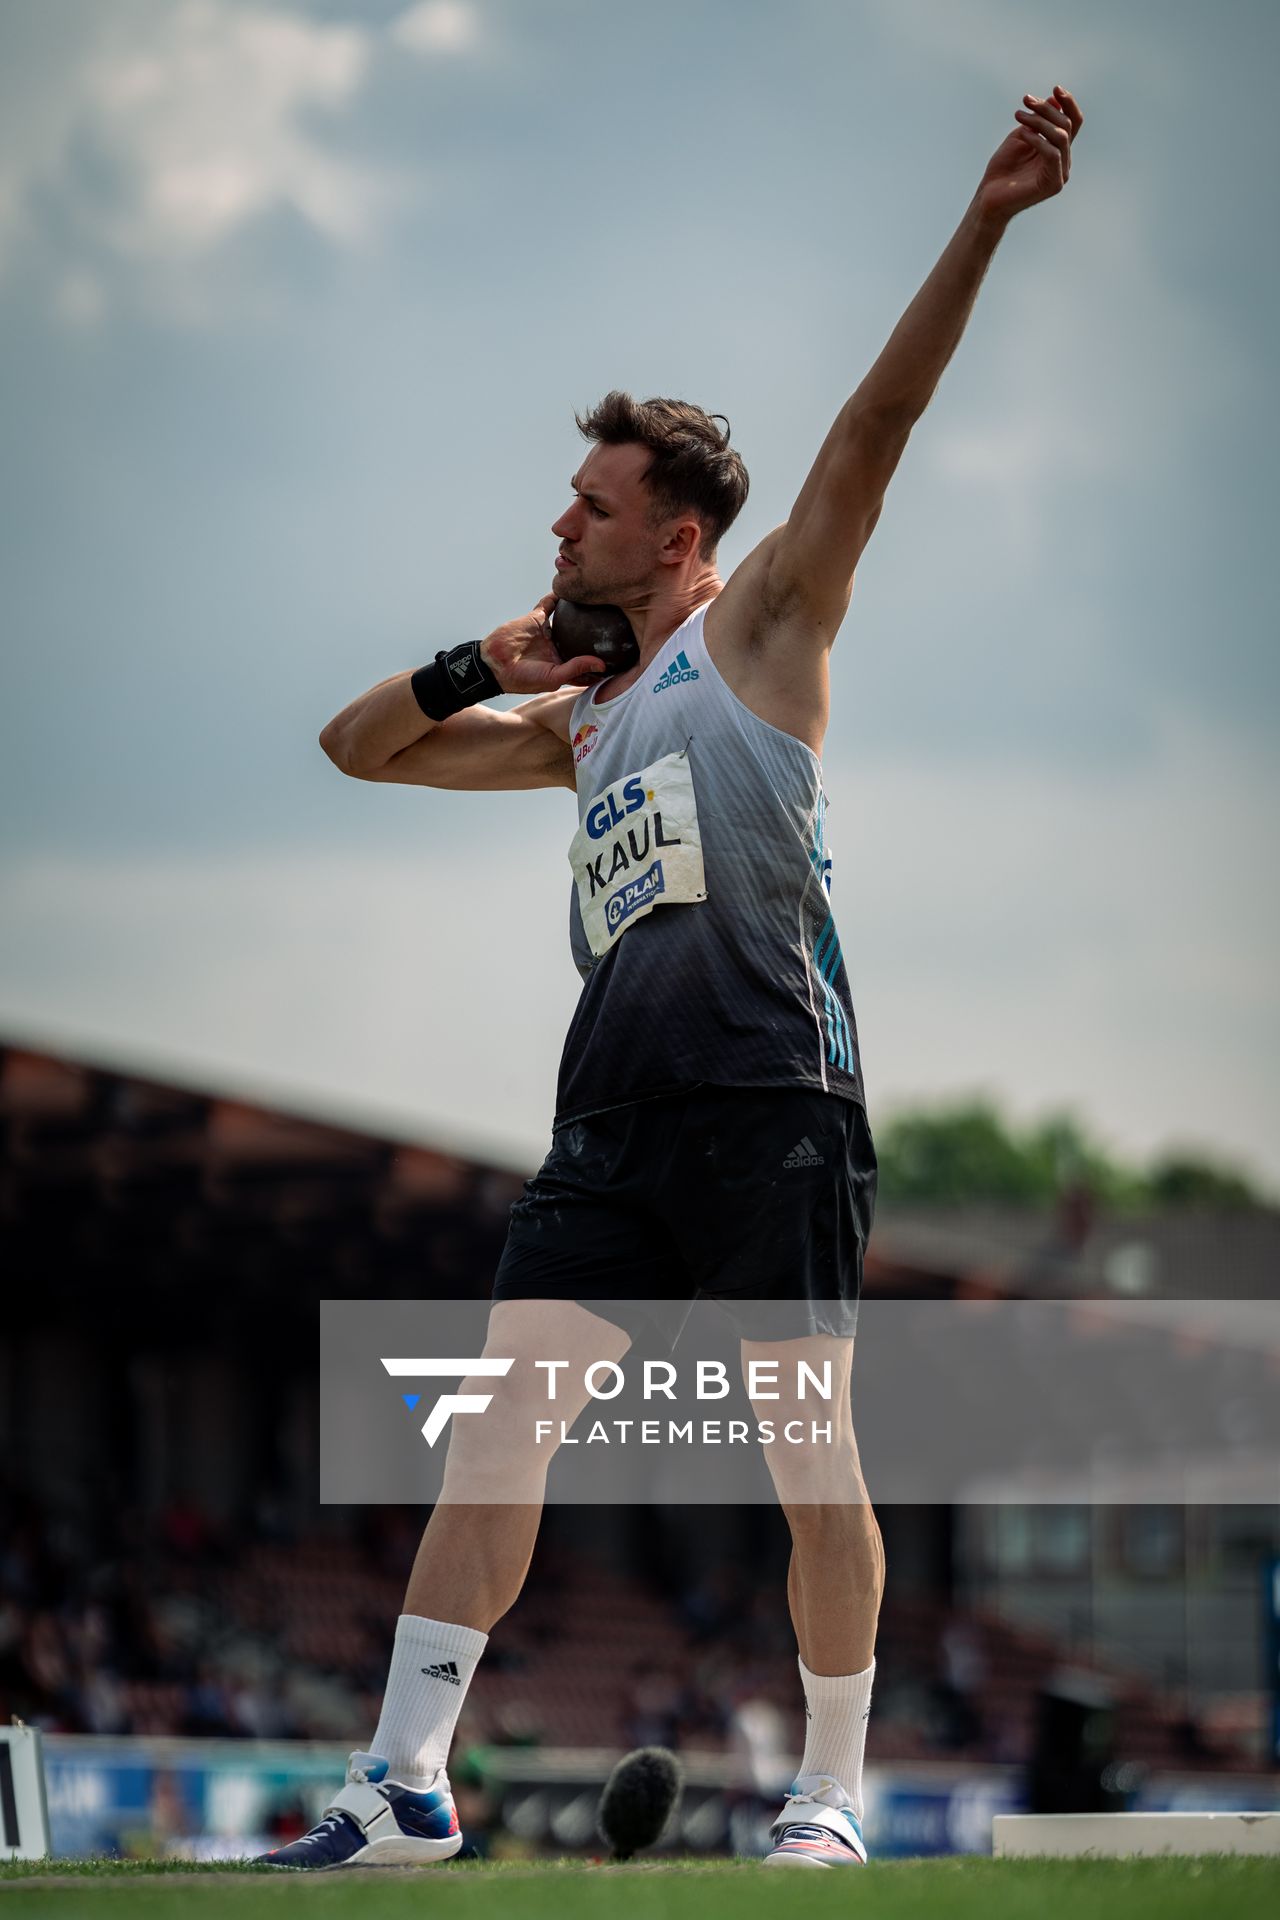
[318,595,602,791]
[765,84,1084,637]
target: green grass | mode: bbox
[0,1857,1278,1919]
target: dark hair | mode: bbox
[573,391,749,561]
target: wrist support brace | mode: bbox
[410,641,502,721]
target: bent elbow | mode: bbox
[319,728,364,779]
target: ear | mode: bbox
[662,516,704,564]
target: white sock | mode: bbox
[797,1654,875,1821]
[369,1614,488,1790]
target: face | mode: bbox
[551,442,676,603]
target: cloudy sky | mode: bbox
[1,0,1276,1189]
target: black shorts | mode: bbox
[491,1084,877,1351]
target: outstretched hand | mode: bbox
[976,85,1083,226]
[479,594,604,694]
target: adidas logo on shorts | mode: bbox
[422,1660,462,1685]
[783,1136,825,1169]
[652,648,699,693]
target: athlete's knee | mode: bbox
[766,1419,866,1506]
[781,1490,880,1534]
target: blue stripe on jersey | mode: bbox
[812,801,852,1068]
[820,974,849,1069]
[812,910,852,1070]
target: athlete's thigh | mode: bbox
[441,1298,634,1496]
[478,1297,633,1418]
[492,1099,696,1348]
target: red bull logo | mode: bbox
[572,722,599,765]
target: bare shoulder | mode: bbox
[702,526,834,757]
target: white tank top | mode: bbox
[556,598,864,1122]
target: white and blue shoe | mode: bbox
[254,1751,462,1870]
[763,1773,868,1868]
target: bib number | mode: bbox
[569,749,707,958]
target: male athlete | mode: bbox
[260,86,1081,1870]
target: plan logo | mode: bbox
[381,1356,514,1446]
[605,858,665,931]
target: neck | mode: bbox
[622,567,722,663]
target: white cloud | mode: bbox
[391,1,481,57]
[0,0,495,322]
[88,1,378,255]
[0,0,393,320]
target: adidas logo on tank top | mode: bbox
[652,648,699,693]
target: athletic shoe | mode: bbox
[762,1772,868,1868]
[253,1751,462,1870]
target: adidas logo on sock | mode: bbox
[783,1135,824,1168]
[421,1660,461,1685]
[652,648,699,693]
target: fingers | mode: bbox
[552,654,605,685]
[1016,84,1081,149]
[1051,84,1084,136]
[1022,90,1077,136]
[1014,93,1073,177]
[1015,101,1070,142]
